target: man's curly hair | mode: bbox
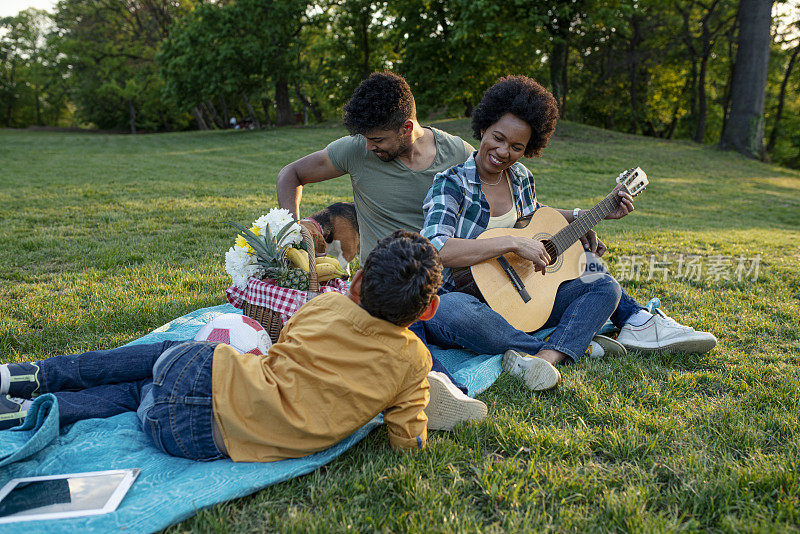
[471,75,559,157]
[360,230,442,326]
[342,72,416,135]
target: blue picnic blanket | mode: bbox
[0,304,505,533]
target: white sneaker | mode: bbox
[425,371,488,431]
[586,335,627,359]
[617,309,717,354]
[501,350,561,391]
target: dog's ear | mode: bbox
[299,220,327,255]
[315,236,327,255]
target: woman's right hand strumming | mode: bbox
[510,237,550,274]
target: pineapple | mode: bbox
[228,220,303,289]
[278,268,309,291]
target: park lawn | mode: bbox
[1,120,799,532]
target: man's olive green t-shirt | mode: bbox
[326,127,473,258]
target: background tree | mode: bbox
[2,0,799,169]
[765,13,799,154]
[53,0,193,132]
[0,9,69,127]
[159,0,310,128]
[720,0,775,157]
[305,0,393,115]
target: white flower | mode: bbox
[225,246,263,290]
[253,207,301,246]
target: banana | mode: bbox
[315,255,343,268]
[315,262,341,282]
[285,248,310,272]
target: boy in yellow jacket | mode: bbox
[1,231,465,462]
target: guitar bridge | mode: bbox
[496,255,531,303]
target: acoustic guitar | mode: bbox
[469,167,649,333]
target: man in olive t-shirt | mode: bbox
[276,71,485,432]
[277,73,472,258]
[324,129,472,257]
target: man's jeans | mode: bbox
[586,252,645,328]
[423,273,622,363]
[34,340,224,461]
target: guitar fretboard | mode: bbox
[550,188,625,255]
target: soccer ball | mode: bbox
[194,314,272,355]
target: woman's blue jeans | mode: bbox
[423,273,623,363]
[34,340,223,460]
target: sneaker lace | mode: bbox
[654,308,693,331]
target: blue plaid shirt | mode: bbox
[421,152,541,292]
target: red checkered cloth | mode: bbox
[226,276,349,323]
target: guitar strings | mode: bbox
[550,191,621,254]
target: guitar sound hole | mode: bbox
[541,240,558,265]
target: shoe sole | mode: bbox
[621,337,717,355]
[425,374,488,431]
[592,335,627,358]
[502,350,561,391]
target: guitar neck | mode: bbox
[550,187,625,255]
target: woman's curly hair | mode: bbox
[342,71,416,135]
[471,75,559,157]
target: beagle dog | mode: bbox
[298,202,359,269]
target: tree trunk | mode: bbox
[5,67,14,126]
[128,99,136,134]
[766,43,799,153]
[628,15,644,134]
[204,101,225,129]
[360,9,370,80]
[688,57,698,134]
[219,95,231,128]
[193,106,209,130]
[550,38,569,117]
[241,92,262,129]
[275,78,293,126]
[463,99,473,118]
[720,31,738,136]
[720,0,774,158]
[35,89,42,126]
[293,82,323,122]
[261,98,274,126]
[694,54,709,142]
[666,115,679,139]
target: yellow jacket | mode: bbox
[212,292,431,462]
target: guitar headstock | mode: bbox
[616,167,648,197]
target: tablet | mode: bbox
[0,468,140,524]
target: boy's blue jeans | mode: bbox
[34,340,224,461]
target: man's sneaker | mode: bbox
[0,395,30,430]
[502,350,561,391]
[617,309,717,354]
[425,371,488,431]
[0,362,42,398]
[586,335,627,359]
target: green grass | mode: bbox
[2,120,799,532]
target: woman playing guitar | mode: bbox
[419,75,715,391]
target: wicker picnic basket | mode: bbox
[241,225,320,343]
